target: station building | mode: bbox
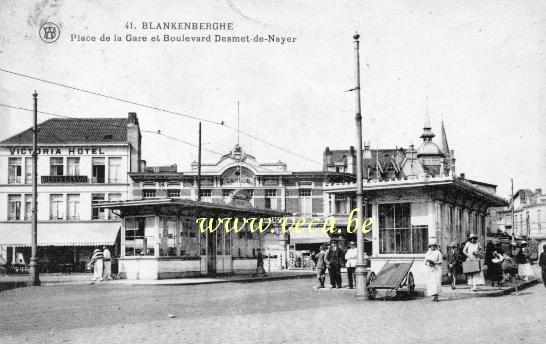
[322,115,508,282]
[0,113,142,272]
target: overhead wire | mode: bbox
[0,68,323,166]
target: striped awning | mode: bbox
[289,229,331,244]
[0,222,120,246]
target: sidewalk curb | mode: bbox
[416,279,539,299]
[121,273,316,287]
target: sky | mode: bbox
[0,0,544,198]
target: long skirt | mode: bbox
[518,263,534,278]
[467,270,485,286]
[426,266,442,296]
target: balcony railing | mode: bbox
[41,175,89,184]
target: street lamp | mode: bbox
[352,33,368,299]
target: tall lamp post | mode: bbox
[353,33,368,298]
[28,91,40,286]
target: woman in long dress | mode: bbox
[463,233,485,291]
[516,241,534,281]
[425,239,442,302]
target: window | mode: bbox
[67,157,80,176]
[8,158,22,184]
[50,194,64,220]
[25,158,32,184]
[108,157,122,183]
[538,210,542,233]
[167,189,180,198]
[143,189,156,198]
[24,194,32,220]
[335,194,348,214]
[299,189,312,216]
[8,195,21,220]
[160,216,178,256]
[179,217,200,256]
[50,157,64,176]
[379,203,427,254]
[265,189,277,210]
[199,189,211,198]
[92,158,105,183]
[67,194,80,220]
[222,189,233,197]
[125,217,155,256]
[92,194,105,220]
[108,193,122,219]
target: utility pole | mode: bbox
[197,122,202,202]
[353,33,368,299]
[29,91,40,286]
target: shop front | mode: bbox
[95,198,287,279]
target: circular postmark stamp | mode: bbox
[39,22,60,43]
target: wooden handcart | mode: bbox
[366,259,416,300]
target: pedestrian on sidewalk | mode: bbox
[424,239,442,302]
[447,242,460,289]
[256,248,266,277]
[345,241,357,289]
[463,233,485,292]
[516,241,534,281]
[539,244,546,287]
[500,251,517,286]
[314,244,327,289]
[325,239,343,288]
[102,246,112,280]
[489,250,504,287]
[90,246,104,282]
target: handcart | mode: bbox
[366,259,415,300]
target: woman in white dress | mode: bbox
[463,233,485,291]
[516,241,534,281]
[425,239,443,302]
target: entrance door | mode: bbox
[207,230,216,274]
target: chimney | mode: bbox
[536,188,542,195]
[460,173,465,180]
[363,141,372,160]
[127,112,142,172]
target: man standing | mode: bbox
[325,239,343,288]
[102,246,112,280]
[345,241,357,289]
[314,244,327,289]
[539,244,546,287]
[447,242,460,289]
[90,246,104,282]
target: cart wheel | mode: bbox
[407,272,415,300]
[367,271,377,300]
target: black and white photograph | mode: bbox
[0,1,544,343]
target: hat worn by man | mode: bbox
[450,242,458,248]
[330,238,338,244]
[469,233,478,239]
[349,241,356,245]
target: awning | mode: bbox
[289,229,331,244]
[0,222,120,246]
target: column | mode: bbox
[154,215,160,258]
[371,203,379,257]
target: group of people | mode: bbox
[89,246,113,282]
[313,239,360,289]
[425,233,538,302]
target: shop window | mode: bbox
[24,194,32,220]
[167,189,180,198]
[92,158,105,183]
[180,217,200,256]
[50,194,64,220]
[222,189,233,197]
[125,217,155,256]
[67,157,80,176]
[160,216,178,256]
[379,203,427,254]
[67,194,80,220]
[108,193,122,219]
[50,157,64,176]
[200,189,211,198]
[108,157,122,183]
[8,158,22,184]
[92,194,106,220]
[25,158,32,184]
[8,194,22,220]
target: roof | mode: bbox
[0,117,130,144]
[324,147,406,174]
[0,222,120,246]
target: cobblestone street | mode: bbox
[0,278,544,344]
